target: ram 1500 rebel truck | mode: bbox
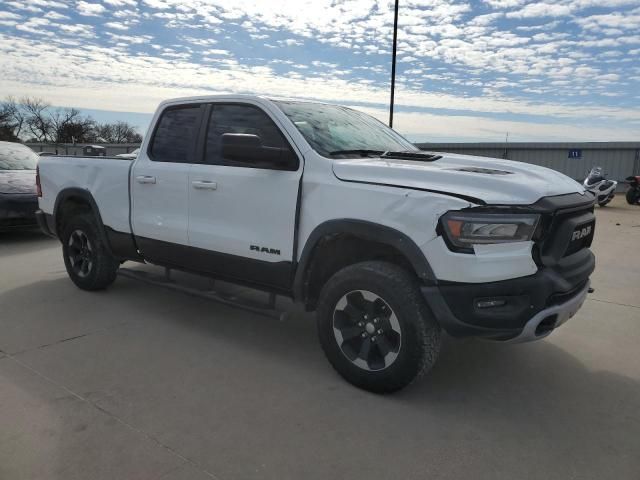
[36,95,596,392]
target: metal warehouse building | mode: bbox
[417,142,640,191]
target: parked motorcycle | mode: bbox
[583,167,617,207]
[624,175,640,205]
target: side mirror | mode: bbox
[221,133,297,170]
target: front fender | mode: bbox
[293,219,437,302]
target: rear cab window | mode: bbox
[148,104,203,163]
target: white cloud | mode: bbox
[280,38,303,46]
[113,9,139,18]
[506,4,572,19]
[105,32,153,43]
[0,31,637,124]
[577,12,640,31]
[181,36,217,46]
[26,0,68,8]
[59,23,95,37]
[205,49,229,55]
[469,12,504,26]
[46,10,70,20]
[0,0,637,141]
[0,12,22,20]
[143,0,172,9]
[104,21,129,30]
[483,0,525,8]
[569,0,640,8]
[15,17,53,35]
[76,1,106,16]
[597,73,620,81]
[4,1,44,13]
[104,0,138,6]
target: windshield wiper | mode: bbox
[382,151,442,161]
[328,149,386,157]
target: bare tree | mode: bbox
[95,123,114,143]
[0,105,18,141]
[51,108,95,143]
[21,97,52,142]
[96,121,142,143]
[1,95,142,144]
[0,96,25,141]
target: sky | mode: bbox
[0,0,639,142]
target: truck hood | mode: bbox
[332,152,586,205]
[0,170,37,195]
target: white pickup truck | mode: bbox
[36,95,596,392]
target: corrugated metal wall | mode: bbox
[417,142,640,191]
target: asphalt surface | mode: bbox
[1,197,639,480]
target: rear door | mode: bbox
[187,102,303,290]
[131,103,204,264]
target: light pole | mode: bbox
[389,0,399,128]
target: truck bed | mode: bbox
[38,155,133,234]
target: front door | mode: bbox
[187,102,302,290]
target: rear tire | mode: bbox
[316,261,441,393]
[61,214,119,291]
[626,188,640,205]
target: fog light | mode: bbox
[476,299,507,309]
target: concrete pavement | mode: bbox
[1,197,639,480]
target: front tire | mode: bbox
[316,261,441,393]
[626,188,640,205]
[61,214,119,291]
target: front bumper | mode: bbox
[0,193,38,230]
[421,249,595,342]
[505,280,590,343]
[422,191,596,341]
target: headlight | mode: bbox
[440,212,540,251]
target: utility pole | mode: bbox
[503,132,509,159]
[389,0,399,128]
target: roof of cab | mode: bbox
[157,94,336,108]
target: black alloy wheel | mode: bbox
[332,290,402,371]
[317,261,441,393]
[67,229,95,278]
[61,213,119,290]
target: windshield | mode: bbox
[273,101,417,157]
[0,142,38,170]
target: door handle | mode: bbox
[136,175,156,184]
[192,180,217,190]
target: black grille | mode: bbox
[564,219,595,256]
[536,204,595,265]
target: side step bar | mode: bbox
[118,267,287,320]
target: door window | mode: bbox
[204,104,297,170]
[149,105,202,163]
